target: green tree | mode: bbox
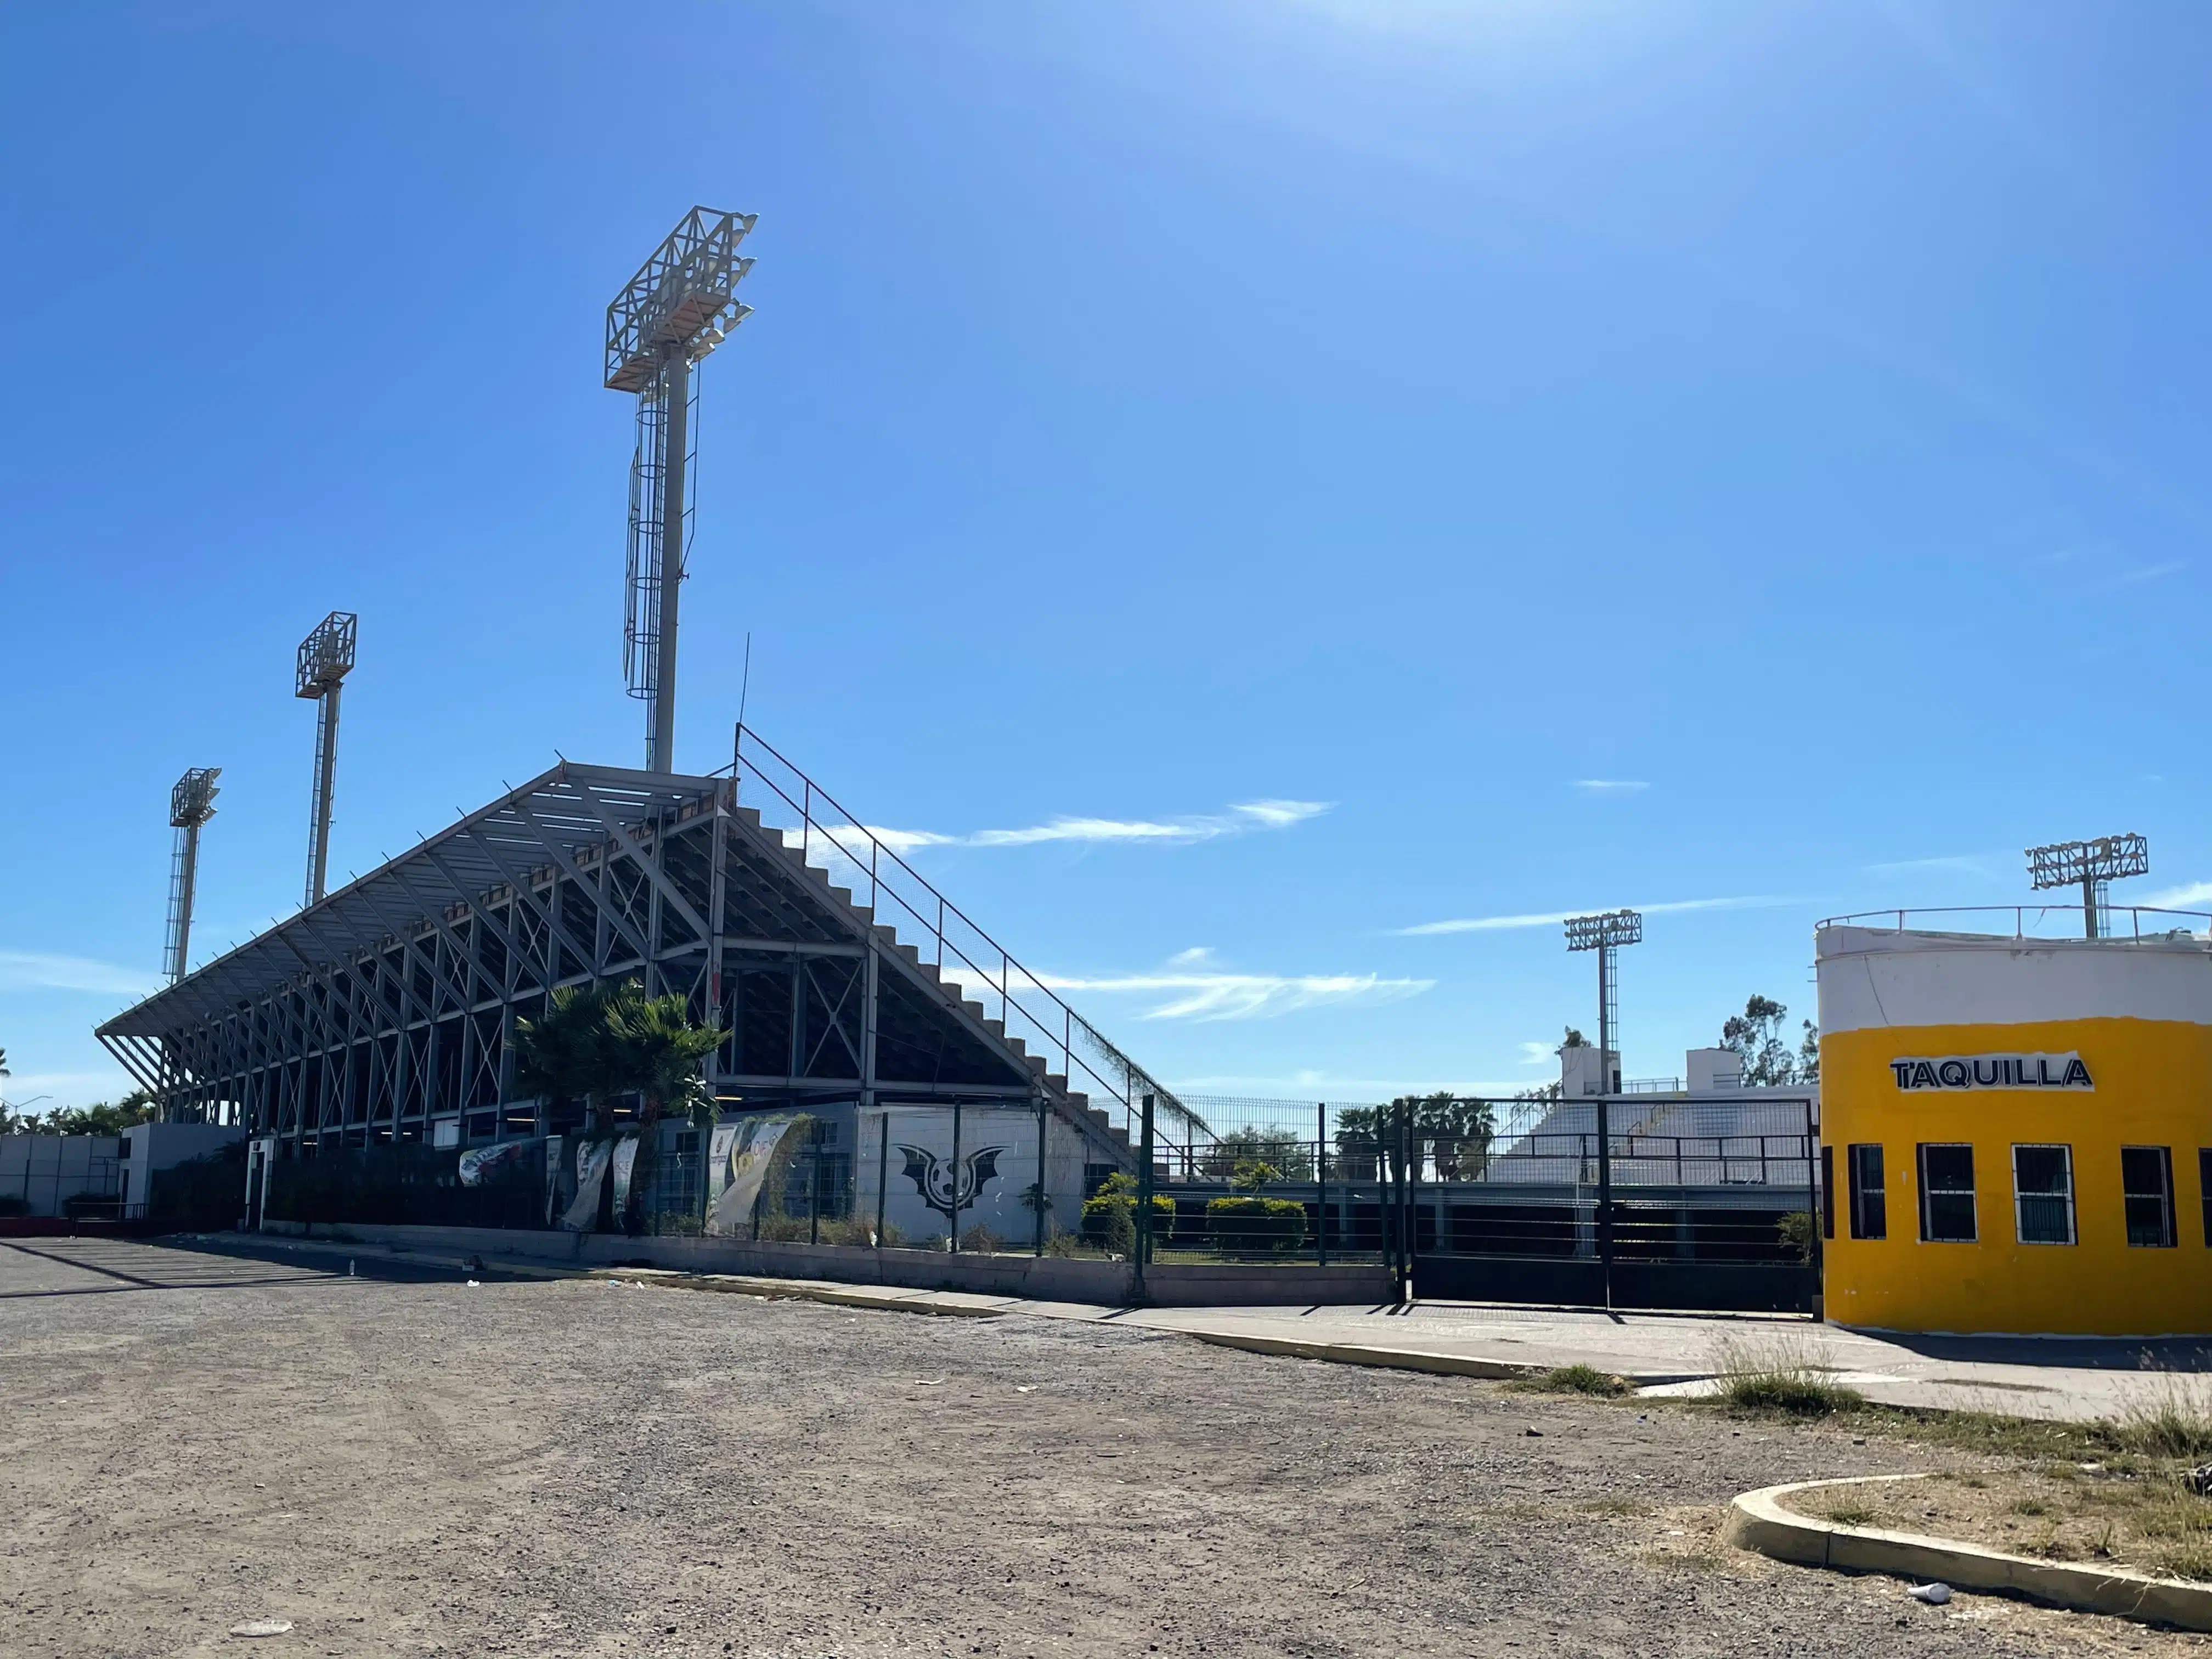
[514,983,620,1137]
[1333,1094,1498,1182]
[44,1092,159,1137]
[601,983,724,1131]
[1720,996,1819,1086]
[1197,1126,1314,1183]
[514,980,724,1233]
[1228,1159,1280,1193]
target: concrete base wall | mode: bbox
[259,1220,1395,1307]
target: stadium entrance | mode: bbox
[1381,1092,1821,1314]
[1153,1092,1820,1316]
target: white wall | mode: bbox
[1817,926,2212,1035]
[1559,1045,1620,1097]
[858,1107,1091,1248]
[1686,1047,1744,1092]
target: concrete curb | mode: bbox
[1183,1329,1549,1381]
[595,1268,1011,1319]
[1725,1474,2212,1631]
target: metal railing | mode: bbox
[724,725,1188,1144]
[1819,905,2212,940]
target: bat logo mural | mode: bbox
[898,1143,1006,1227]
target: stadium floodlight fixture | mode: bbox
[296,611,359,907]
[607,206,758,772]
[1563,906,1643,1308]
[170,767,221,828]
[164,767,221,984]
[1563,909,1643,952]
[1564,907,1641,1094]
[2026,832,2148,939]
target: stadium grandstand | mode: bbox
[95,730,1167,1177]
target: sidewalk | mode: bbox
[188,1232,2212,1424]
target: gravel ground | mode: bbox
[2,1237,2205,1659]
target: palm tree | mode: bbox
[514,981,724,1233]
[601,984,725,1232]
[513,985,618,1138]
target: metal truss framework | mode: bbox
[98,762,1136,1166]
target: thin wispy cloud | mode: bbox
[811,799,1333,859]
[1571,780,1649,793]
[0,951,160,1000]
[1051,969,1431,1023]
[1862,853,2000,878]
[1393,895,1784,937]
[2092,560,2187,594]
[2141,882,2212,912]
[944,950,1430,1023]
[1517,1040,1556,1066]
[1171,1071,1541,1098]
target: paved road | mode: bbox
[1,1235,2196,1657]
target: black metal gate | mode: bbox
[1374,1093,1820,1314]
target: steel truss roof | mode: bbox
[100,761,717,1041]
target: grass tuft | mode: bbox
[1709,1334,1863,1417]
[1515,1363,1630,1398]
[1824,1500,1877,1527]
[2155,1539,2212,1583]
[2116,1374,2212,1462]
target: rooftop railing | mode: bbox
[1818,905,2212,940]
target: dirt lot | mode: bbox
[2,1237,2206,1658]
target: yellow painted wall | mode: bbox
[1822,1017,2212,1336]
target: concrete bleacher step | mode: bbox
[749,804,1143,1171]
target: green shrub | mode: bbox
[1205,1194,1306,1256]
[1080,1172,1174,1255]
[1777,1211,1816,1262]
[0,1194,28,1218]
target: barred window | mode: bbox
[2122,1147,2175,1249]
[1917,1143,1976,1243]
[1847,1144,1886,1240]
[2011,1145,2075,1245]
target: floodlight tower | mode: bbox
[163,768,221,983]
[2027,833,2149,939]
[1564,906,1640,1309]
[605,207,757,772]
[296,611,358,906]
[1564,907,1641,1096]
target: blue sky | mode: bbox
[5,1,2210,1111]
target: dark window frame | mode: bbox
[1917,1142,1976,1243]
[1820,1146,1835,1240]
[2010,1143,2075,1246]
[1847,1143,1887,1240]
[2122,1146,2176,1249]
